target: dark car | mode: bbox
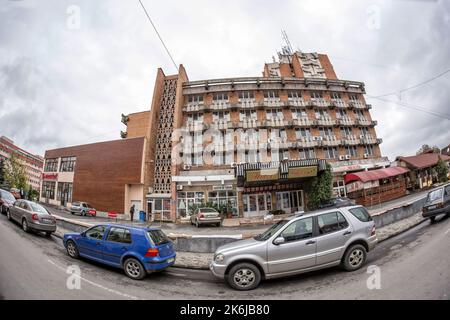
[63,224,176,280]
[422,183,450,222]
[318,197,355,209]
[0,188,16,215]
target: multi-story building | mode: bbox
[122,48,387,221]
[0,136,44,191]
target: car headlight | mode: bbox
[214,253,225,263]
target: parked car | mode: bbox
[190,207,222,227]
[7,200,56,236]
[0,188,16,215]
[422,183,450,222]
[210,205,377,290]
[71,202,97,216]
[63,224,176,280]
[318,196,355,209]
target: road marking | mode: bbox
[47,259,140,300]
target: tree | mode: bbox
[416,144,440,155]
[4,152,28,191]
[306,164,333,210]
[435,156,449,182]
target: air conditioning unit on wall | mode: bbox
[339,155,346,161]
[183,164,191,170]
[345,155,351,160]
[363,153,369,159]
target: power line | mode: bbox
[138,0,178,72]
[373,68,450,98]
[366,94,450,120]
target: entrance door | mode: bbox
[131,200,141,221]
[276,190,304,214]
[243,193,272,217]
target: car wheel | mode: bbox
[66,240,79,258]
[430,216,436,223]
[6,209,11,221]
[342,244,367,271]
[22,219,30,233]
[226,263,261,291]
[124,258,146,280]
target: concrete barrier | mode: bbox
[372,197,426,229]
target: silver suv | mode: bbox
[210,205,377,290]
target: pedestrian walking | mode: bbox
[130,204,135,221]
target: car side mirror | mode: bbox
[273,237,285,245]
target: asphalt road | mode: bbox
[0,211,449,300]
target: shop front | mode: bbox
[236,159,327,218]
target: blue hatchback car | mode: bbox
[63,224,176,280]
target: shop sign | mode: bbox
[42,173,58,180]
[212,185,233,191]
[246,169,279,182]
[288,166,317,179]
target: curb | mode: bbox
[377,217,428,243]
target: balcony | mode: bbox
[239,99,257,109]
[262,98,284,108]
[359,135,377,144]
[371,120,378,127]
[366,104,372,110]
[296,136,319,148]
[240,119,258,129]
[355,118,371,126]
[336,117,354,126]
[287,98,307,107]
[210,120,229,130]
[265,118,288,128]
[342,135,359,146]
[316,116,336,126]
[377,138,383,144]
[322,135,341,147]
[331,99,347,109]
[183,103,205,113]
[349,101,366,109]
[309,98,329,108]
[291,117,314,127]
[186,122,208,132]
[211,101,230,111]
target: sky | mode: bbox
[0,0,449,161]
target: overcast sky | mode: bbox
[0,0,449,160]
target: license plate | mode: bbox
[43,218,53,224]
[427,205,436,210]
[167,258,174,264]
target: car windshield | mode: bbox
[29,202,49,214]
[426,189,443,203]
[200,208,217,213]
[1,191,16,202]
[147,229,170,246]
[254,220,289,241]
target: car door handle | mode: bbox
[305,240,316,245]
[343,231,352,236]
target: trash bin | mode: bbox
[139,211,146,221]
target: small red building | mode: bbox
[344,167,409,206]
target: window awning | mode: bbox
[344,167,409,184]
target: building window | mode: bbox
[213,111,230,122]
[60,156,76,172]
[341,127,352,137]
[331,92,341,99]
[345,146,358,157]
[364,145,374,156]
[324,147,338,159]
[315,109,329,119]
[187,113,203,123]
[44,158,58,172]
[288,91,302,99]
[266,109,283,120]
[238,91,254,100]
[57,182,73,204]
[42,181,56,200]
[333,180,347,197]
[299,148,316,160]
[359,127,369,136]
[348,93,359,101]
[208,191,238,216]
[264,91,279,99]
[188,95,203,103]
[239,110,257,121]
[319,127,333,137]
[154,198,172,220]
[310,91,323,99]
[213,92,228,101]
[295,128,311,139]
[355,109,365,120]
[336,109,347,119]
[177,192,205,217]
[291,108,308,119]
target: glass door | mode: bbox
[243,193,271,217]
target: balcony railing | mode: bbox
[211,101,230,110]
[186,122,208,132]
[342,135,359,145]
[336,117,354,126]
[240,119,258,129]
[239,99,256,109]
[296,136,319,148]
[356,118,371,126]
[183,103,205,112]
[210,120,230,130]
[316,116,336,126]
[310,98,329,108]
[331,99,347,109]
[264,118,287,127]
[287,98,307,107]
[349,101,366,109]
[359,135,377,144]
[291,117,314,127]
[322,135,341,146]
[263,98,283,107]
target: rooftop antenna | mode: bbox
[281,29,293,54]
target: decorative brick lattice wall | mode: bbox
[153,79,177,194]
